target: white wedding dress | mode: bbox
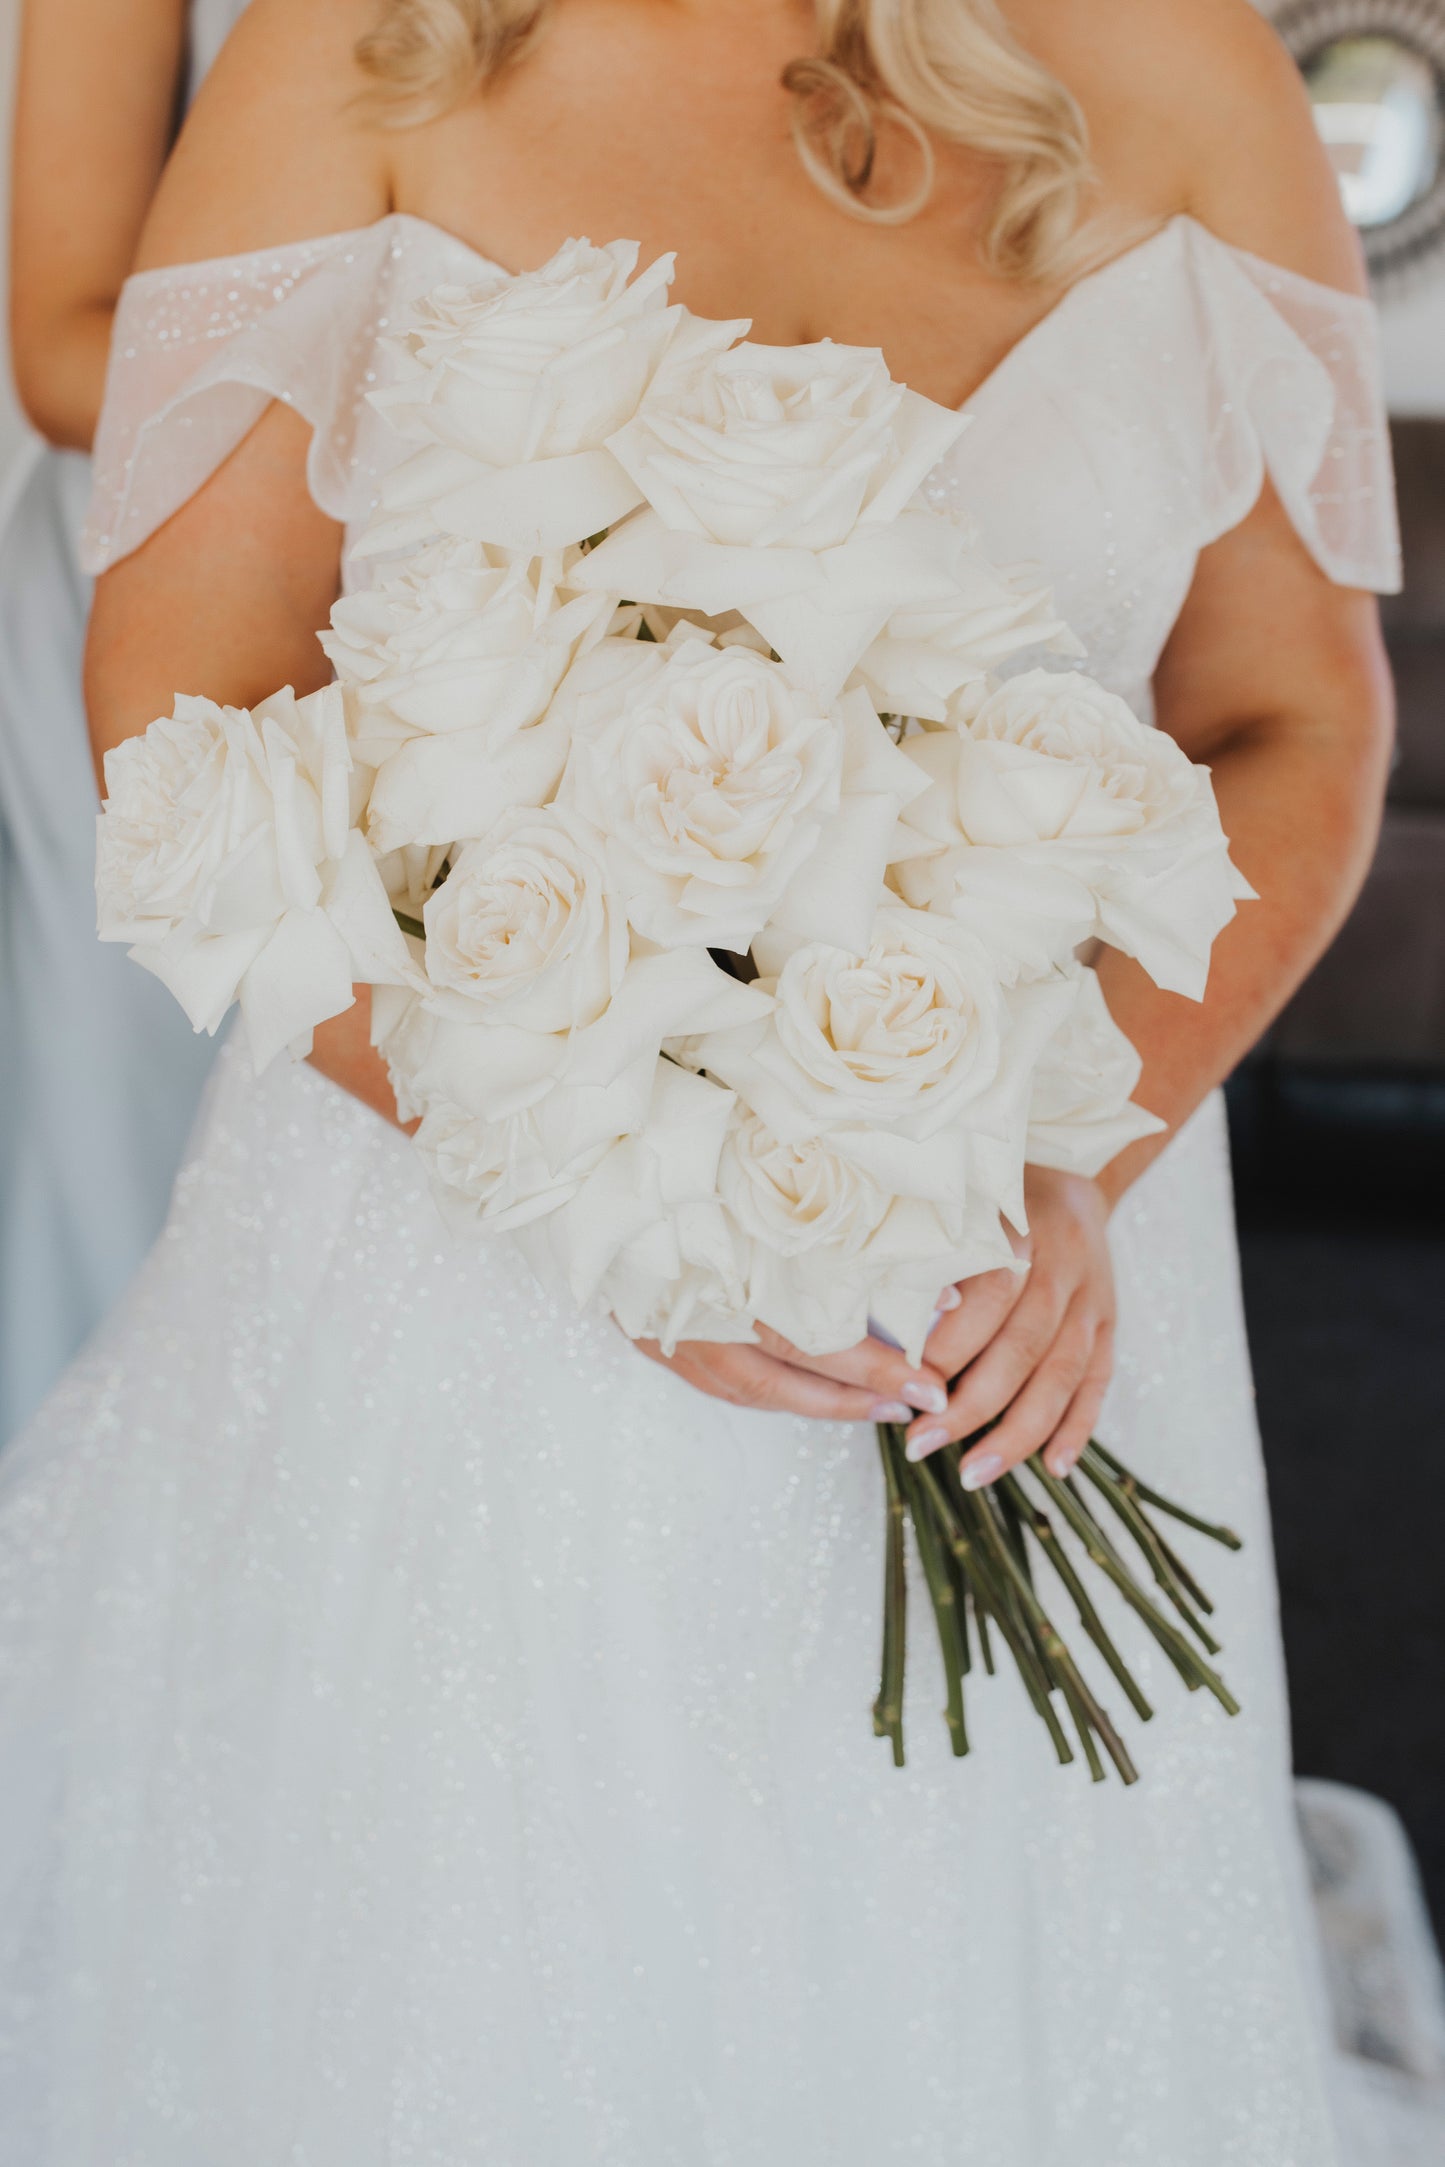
[0,213,1402,2165]
[0,0,252,1445]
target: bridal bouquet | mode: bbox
[97,238,1252,1780]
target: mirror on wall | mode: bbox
[1276,0,1445,283]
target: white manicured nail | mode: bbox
[871,1401,914,1424]
[960,1452,1004,1491]
[904,1379,948,1416]
[936,1285,963,1312]
[905,1425,949,1461]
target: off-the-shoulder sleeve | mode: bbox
[1183,220,1402,593]
[81,215,484,575]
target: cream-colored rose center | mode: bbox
[726,1116,886,1254]
[625,677,808,866]
[815,956,968,1085]
[437,858,582,995]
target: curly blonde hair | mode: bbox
[356,0,1095,280]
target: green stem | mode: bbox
[1003,1473,1154,1723]
[898,1452,970,1759]
[873,1427,909,1766]
[970,1487,1138,1787]
[974,1594,996,1676]
[916,1465,1074,1769]
[1076,1453,1223,1655]
[393,908,426,942]
[1088,1441,1242,1550]
[1033,1466,1241,1719]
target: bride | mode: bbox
[0,0,1400,2157]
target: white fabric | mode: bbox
[0,211,1402,2164]
[0,0,253,1447]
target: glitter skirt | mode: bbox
[0,1038,1341,2164]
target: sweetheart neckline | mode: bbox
[127,208,1376,421]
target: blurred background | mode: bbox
[0,0,1441,2141]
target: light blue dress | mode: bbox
[0,0,251,1443]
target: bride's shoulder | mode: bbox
[135,0,392,273]
[1010,0,1364,293]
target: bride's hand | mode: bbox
[634,1326,951,1427]
[906,1166,1117,1488]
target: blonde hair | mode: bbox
[357,0,1095,281]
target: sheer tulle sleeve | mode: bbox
[80,216,482,576]
[1184,221,1401,593]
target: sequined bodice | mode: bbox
[83,212,1401,712]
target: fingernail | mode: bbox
[903,1378,948,1416]
[936,1285,963,1312]
[905,1424,950,1462]
[960,1451,1004,1491]
[1051,1441,1083,1475]
[870,1400,915,1424]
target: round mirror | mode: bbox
[1276,0,1445,286]
[1305,35,1440,226]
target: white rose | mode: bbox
[714,1108,1017,1359]
[556,634,844,951]
[421,807,627,1036]
[717,1109,890,1260]
[363,239,745,555]
[849,539,1078,724]
[323,538,607,746]
[610,341,930,551]
[1026,964,1165,1178]
[508,1062,752,1350]
[327,543,611,851]
[412,1099,611,1235]
[734,907,1006,1138]
[96,687,410,1071]
[688,905,1071,1218]
[573,345,968,701]
[892,670,1252,997]
[388,914,773,1174]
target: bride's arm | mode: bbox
[911,0,1394,1482]
[10,0,189,449]
[1095,501,1392,1203]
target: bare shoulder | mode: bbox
[136,0,392,272]
[1009,0,1363,292]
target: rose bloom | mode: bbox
[767,909,1005,1134]
[413,1098,610,1235]
[322,538,608,758]
[606,339,955,551]
[574,340,969,701]
[96,686,407,1070]
[422,806,628,1036]
[336,542,611,852]
[508,1061,753,1350]
[380,240,680,466]
[718,1109,890,1261]
[558,633,842,951]
[717,1109,1018,1360]
[364,239,745,555]
[687,906,1011,1198]
[893,669,1252,996]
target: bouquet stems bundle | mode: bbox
[873,1429,1241,1778]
